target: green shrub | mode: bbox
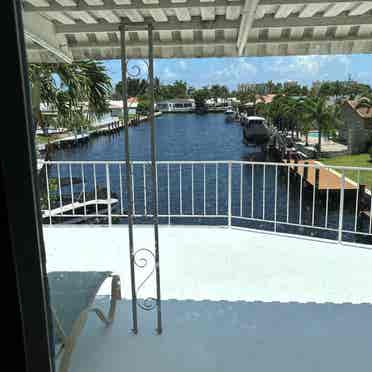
[366,133,372,149]
[368,147,372,162]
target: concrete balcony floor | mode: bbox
[43,226,372,372]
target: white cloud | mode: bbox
[266,55,355,83]
[269,56,320,77]
[162,67,177,82]
[178,60,188,71]
[209,59,257,85]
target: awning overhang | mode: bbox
[22,0,372,62]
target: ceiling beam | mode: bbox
[28,39,237,50]
[27,34,372,51]
[259,0,366,5]
[248,35,372,46]
[252,14,372,29]
[23,0,244,12]
[237,0,260,55]
[55,16,241,34]
[23,12,73,63]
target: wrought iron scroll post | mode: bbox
[148,23,162,334]
[119,21,138,334]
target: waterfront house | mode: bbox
[205,97,240,111]
[109,98,138,117]
[339,100,372,153]
[156,98,195,113]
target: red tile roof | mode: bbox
[346,99,372,119]
[255,94,277,104]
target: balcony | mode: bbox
[44,225,372,372]
[40,160,372,371]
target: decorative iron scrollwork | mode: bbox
[134,248,157,311]
[127,61,148,79]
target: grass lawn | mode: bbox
[35,135,50,144]
[320,154,372,187]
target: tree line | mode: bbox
[29,59,371,159]
[255,92,372,157]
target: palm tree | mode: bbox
[268,95,286,130]
[29,61,111,137]
[266,80,275,94]
[355,94,372,110]
[303,97,339,157]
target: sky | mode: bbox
[104,54,372,90]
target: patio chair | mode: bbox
[47,271,122,372]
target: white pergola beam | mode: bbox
[26,34,372,51]
[299,4,328,18]
[69,39,237,49]
[55,16,241,34]
[64,37,372,50]
[323,3,354,17]
[23,12,73,63]
[237,0,260,55]
[23,0,245,12]
[252,14,372,28]
[349,2,372,16]
[260,0,367,5]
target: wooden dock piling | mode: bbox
[303,161,308,181]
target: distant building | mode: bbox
[340,100,372,153]
[205,97,239,109]
[237,83,269,95]
[156,98,195,112]
[109,98,138,117]
[283,80,299,89]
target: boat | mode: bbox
[224,107,234,115]
[224,107,235,122]
[241,116,272,145]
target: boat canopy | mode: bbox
[246,116,266,122]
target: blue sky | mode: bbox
[104,54,372,90]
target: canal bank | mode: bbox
[36,112,162,153]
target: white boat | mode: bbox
[241,116,272,145]
[224,107,235,123]
[224,107,234,115]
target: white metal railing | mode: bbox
[40,160,372,244]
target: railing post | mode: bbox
[338,172,345,242]
[120,20,138,334]
[228,162,232,228]
[45,163,52,225]
[274,164,278,232]
[148,22,162,335]
[106,163,112,227]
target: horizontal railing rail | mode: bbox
[40,160,372,245]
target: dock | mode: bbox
[37,112,163,153]
[285,160,358,190]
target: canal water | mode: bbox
[51,113,263,162]
[47,113,371,244]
